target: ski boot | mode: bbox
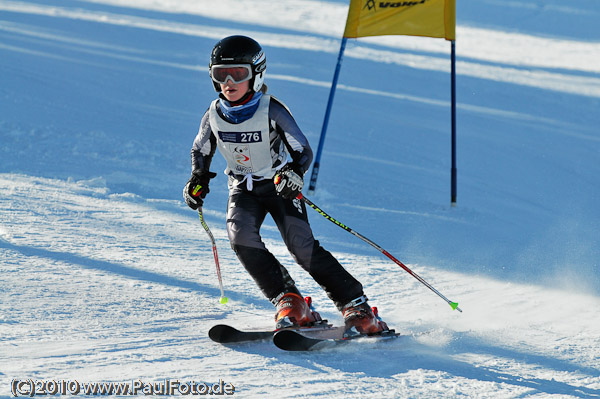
[342,295,389,337]
[274,293,322,330]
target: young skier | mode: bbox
[183,35,388,334]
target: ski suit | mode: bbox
[190,93,364,310]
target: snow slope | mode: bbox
[1,0,599,397]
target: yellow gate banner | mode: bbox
[343,0,455,41]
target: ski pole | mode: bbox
[297,193,462,313]
[198,208,228,304]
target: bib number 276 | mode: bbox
[240,132,261,143]
[218,130,262,144]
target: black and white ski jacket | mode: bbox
[190,94,313,190]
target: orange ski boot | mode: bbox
[275,293,321,329]
[342,296,389,336]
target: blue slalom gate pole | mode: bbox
[308,37,348,194]
[450,40,457,206]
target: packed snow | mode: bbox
[1,0,599,397]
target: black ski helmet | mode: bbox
[209,35,266,93]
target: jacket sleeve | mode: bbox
[269,97,313,174]
[191,109,217,172]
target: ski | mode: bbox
[208,321,332,344]
[273,327,400,351]
[208,324,274,344]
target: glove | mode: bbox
[274,164,304,199]
[183,170,217,210]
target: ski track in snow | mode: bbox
[1,0,600,397]
[1,0,600,97]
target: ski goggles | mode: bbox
[210,64,252,84]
